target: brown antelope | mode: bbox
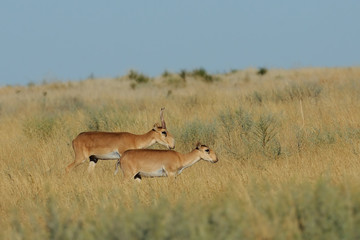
[114,143,218,181]
[65,108,175,172]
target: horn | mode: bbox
[160,107,166,129]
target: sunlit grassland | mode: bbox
[1,67,360,239]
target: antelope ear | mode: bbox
[153,123,160,130]
[195,142,202,150]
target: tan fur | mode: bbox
[66,109,175,172]
[116,143,218,180]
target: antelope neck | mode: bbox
[180,149,202,168]
[134,130,156,149]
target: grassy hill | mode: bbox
[1,67,360,239]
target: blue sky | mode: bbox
[1,0,359,86]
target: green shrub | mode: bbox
[308,127,337,146]
[257,67,268,76]
[128,70,151,84]
[162,70,171,78]
[191,68,214,83]
[179,69,187,82]
[85,106,134,131]
[273,82,323,102]
[218,108,281,160]
[247,81,323,104]
[180,119,218,148]
[219,108,253,140]
[23,114,58,140]
[135,74,150,84]
[291,179,356,240]
[128,69,138,80]
[252,114,281,157]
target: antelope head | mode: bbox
[153,107,175,149]
[195,142,218,163]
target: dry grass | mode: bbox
[1,67,360,239]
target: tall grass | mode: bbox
[8,179,360,240]
[1,67,360,239]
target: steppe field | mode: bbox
[1,67,360,239]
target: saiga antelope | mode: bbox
[65,108,175,172]
[114,143,218,181]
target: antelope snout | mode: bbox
[168,145,175,150]
[212,158,219,163]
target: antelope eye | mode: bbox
[205,149,210,153]
[161,131,167,136]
